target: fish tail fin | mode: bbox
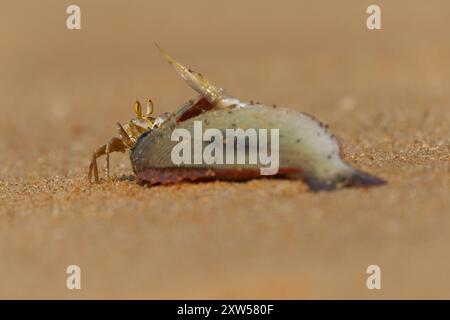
[306,170,386,192]
[156,44,224,103]
[344,169,386,188]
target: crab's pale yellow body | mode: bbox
[88,98,173,183]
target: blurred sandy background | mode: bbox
[0,0,449,299]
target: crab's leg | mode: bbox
[117,123,133,147]
[88,138,127,183]
[88,144,107,183]
[104,137,127,180]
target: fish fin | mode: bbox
[156,44,224,103]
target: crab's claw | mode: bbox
[156,44,226,104]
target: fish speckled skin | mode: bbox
[130,48,385,191]
[131,100,385,190]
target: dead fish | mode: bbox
[89,46,386,191]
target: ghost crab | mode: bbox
[87,98,172,183]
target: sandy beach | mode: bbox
[0,0,449,298]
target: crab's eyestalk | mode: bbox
[135,99,155,127]
[156,44,224,103]
[134,99,143,119]
[146,99,154,117]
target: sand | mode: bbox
[0,0,449,299]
